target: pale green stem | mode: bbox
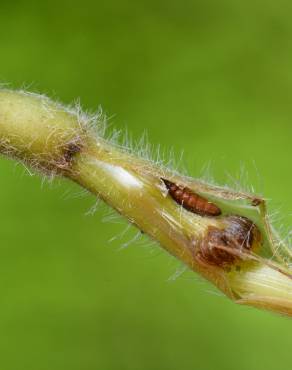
[0,89,291,317]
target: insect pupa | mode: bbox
[162,178,222,217]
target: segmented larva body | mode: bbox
[162,179,222,217]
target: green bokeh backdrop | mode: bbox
[0,1,291,369]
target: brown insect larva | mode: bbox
[162,178,222,217]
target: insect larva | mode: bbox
[162,178,222,217]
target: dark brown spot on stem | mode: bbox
[63,142,81,163]
[197,215,261,267]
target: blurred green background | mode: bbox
[0,1,292,369]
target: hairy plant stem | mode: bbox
[0,89,291,317]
